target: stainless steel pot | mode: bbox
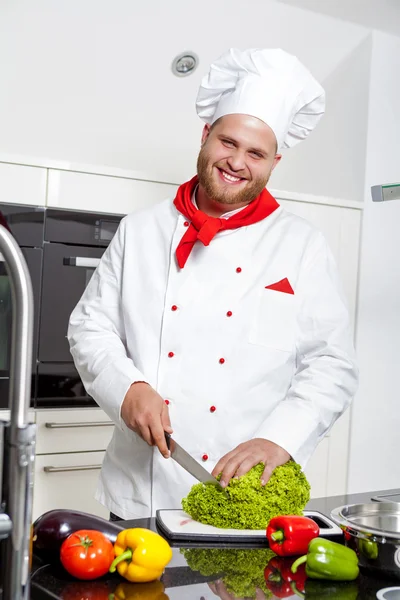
[331,503,400,580]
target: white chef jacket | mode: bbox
[68,195,358,520]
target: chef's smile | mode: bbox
[216,167,247,185]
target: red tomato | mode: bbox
[60,529,114,580]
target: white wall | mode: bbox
[348,30,400,493]
[0,0,370,200]
[270,34,371,202]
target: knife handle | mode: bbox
[164,431,171,450]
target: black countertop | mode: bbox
[30,488,400,599]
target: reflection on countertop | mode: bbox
[30,488,400,600]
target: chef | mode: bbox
[68,48,358,520]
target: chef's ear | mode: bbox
[201,124,211,146]
[271,154,282,171]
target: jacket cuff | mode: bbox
[90,359,148,430]
[252,403,322,469]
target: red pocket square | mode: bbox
[265,277,294,295]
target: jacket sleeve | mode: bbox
[253,232,359,467]
[67,217,146,427]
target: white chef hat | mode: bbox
[196,48,325,150]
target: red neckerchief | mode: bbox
[173,175,280,268]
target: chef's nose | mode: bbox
[226,149,246,173]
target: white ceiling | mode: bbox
[275,0,400,37]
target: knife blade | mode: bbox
[164,432,225,492]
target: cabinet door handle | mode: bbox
[45,421,114,429]
[43,464,102,473]
[63,257,101,268]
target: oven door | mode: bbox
[38,243,104,363]
[0,259,12,407]
[0,248,42,409]
[36,363,95,408]
[36,243,104,407]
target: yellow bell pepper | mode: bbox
[111,580,169,600]
[109,528,172,583]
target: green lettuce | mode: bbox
[181,461,310,529]
[181,547,276,599]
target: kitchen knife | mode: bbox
[164,432,225,492]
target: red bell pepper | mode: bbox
[264,556,307,598]
[267,515,319,557]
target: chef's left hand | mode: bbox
[212,438,290,488]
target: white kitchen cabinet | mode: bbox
[32,450,108,521]
[0,162,47,206]
[0,407,110,521]
[47,169,178,215]
[32,408,113,521]
[0,410,35,423]
[35,408,114,454]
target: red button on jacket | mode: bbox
[219,358,225,364]
[210,406,216,413]
[226,311,233,317]
[168,352,174,358]
[171,305,178,311]
[202,454,208,461]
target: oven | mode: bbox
[0,203,123,409]
[0,205,44,408]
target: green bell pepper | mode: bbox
[291,579,359,599]
[358,538,379,560]
[291,538,359,581]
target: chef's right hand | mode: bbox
[121,382,173,458]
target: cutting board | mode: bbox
[156,509,343,544]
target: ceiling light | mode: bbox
[171,52,198,77]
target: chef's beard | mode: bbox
[196,146,271,206]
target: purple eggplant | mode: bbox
[32,509,124,562]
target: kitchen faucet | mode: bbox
[0,224,36,600]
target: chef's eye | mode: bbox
[221,139,235,148]
[250,151,264,159]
